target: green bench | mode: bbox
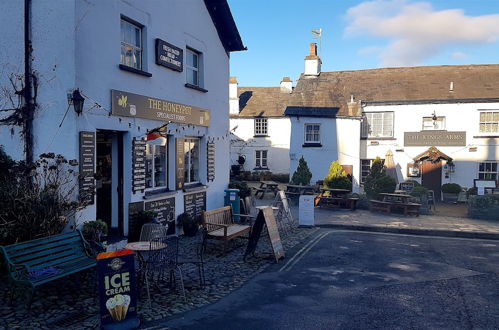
[0,231,96,309]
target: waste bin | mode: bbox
[224,189,240,221]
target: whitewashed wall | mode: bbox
[230,117,291,174]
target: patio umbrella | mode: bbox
[385,149,399,185]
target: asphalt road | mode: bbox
[152,230,499,330]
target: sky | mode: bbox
[228,0,499,87]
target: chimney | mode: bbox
[229,76,239,115]
[347,95,360,116]
[304,43,321,76]
[280,77,293,93]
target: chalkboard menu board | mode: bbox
[79,131,95,204]
[128,201,144,242]
[176,138,185,190]
[207,142,215,182]
[244,207,285,262]
[145,198,175,226]
[184,191,206,220]
[132,138,146,193]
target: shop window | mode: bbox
[478,161,498,181]
[363,112,394,138]
[254,118,268,136]
[255,150,268,169]
[120,18,143,70]
[184,138,199,184]
[479,111,499,133]
[305,124,320,143]
[186,48,203,88]
[145,144,167,188]
[422,116,445,130]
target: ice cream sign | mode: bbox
[97,250,140,329]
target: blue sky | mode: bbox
[228,0,499,87]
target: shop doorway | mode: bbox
[96,130,124,237]
[421,160,442,200]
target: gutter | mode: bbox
[24,0,34,164]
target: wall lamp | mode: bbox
[68,89,85,116]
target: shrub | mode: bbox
[442,183,462,194]
[82,219,108,242]
[364,157,396,199]
[324,161,352,191]
[468,195,499,220]
[290,156,312,185]
[228,180,252,199]
[410,185,428,198]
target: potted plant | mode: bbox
[177,212,201,237]
[82,219,108,242]
[442,183,461,203]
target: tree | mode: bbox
[290,156,312,185]
[364,157,396,199]
[324,161,352,190]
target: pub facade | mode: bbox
[0,0,245,236]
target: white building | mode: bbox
[0,0,245,237]
[229,77,292,175]
[285,44,499,199]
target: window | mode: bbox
[145,144,167,188]
[478,162,498,181]
[363,112,394,138]
[479,111,499,133]
[186,48,202,87]
[120,18,143,70]
[360,159,373,184]
[254,118,268,136]
[422,116,445,130]
[184,138,199,184]
[305,124,320,143]
[255,150,268,169]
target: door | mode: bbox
[421,161,442,201]
[96,130,124,236]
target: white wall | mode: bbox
[230,117,291,174]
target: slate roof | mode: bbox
[235,87,292,118]
[290,65,499,117]
[284,106,339,118]
[204,0,246,53]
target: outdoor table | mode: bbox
[284,184,316,204]
[317,188,357,210]
[255,181,279,199]
[371,193,420,216]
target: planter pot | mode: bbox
[442,193,459,203]
[182,223,199,237]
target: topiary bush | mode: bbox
[228,180,252,199]
[290,156,312,185]
[442,183,462,194]
[323,161,352,191]
[364,157,396,199]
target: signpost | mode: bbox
[97,250,140,329]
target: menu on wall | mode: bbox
[145,198,175,226]
[176,138,185,190]
[79,131,95,204]
[184,191,206,220]
[132,138,146,193]
[207,142,215,182]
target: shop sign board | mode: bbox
[184,191,206,221]
[298,195,315,227]
[111,90,210,126]
[79,131,95,204]
[155,39,183,72]
[97,250,139,329]
[404,131,466,146]
[244,207,285,262]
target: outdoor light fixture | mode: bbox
[68,89,85,116]
[431,111,438,127]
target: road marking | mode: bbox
[279,231,331,272]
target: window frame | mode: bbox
[186,47,203,87]
[478,110,499,134]
[254,118,268,136]
[184,138,200,185]
[304,123,321,143]
[145,144,168,189]
[363,112,394,138]
[478,161,498,181]
[422,116,446,130]
[255,150,268,169]
[120,17,144,71]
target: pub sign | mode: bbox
[155,38,183,72]
[404,131,466,146]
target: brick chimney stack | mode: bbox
[304,43,321,76]
[280,77,293,93]
[229,76,239,115]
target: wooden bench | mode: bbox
[0,231,96,309]
[319,197,359,210]
[202,206,252,254]
[370,200,392,213]
[397,202,421,216]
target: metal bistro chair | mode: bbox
[177,228,208,287]
[140,223,168,241]
[142,236,186,306]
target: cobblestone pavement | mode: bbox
[0,224,318,329]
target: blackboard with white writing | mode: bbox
[132,138,146,193]
[184,191,206,220]
[79,131,95,204]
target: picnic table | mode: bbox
[370,193,421,216]
[284,184,316,203]
[316,188,358,210]
[254,181,279,199]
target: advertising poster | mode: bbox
[97,250,140,329]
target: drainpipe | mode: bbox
[24,0,34,165]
